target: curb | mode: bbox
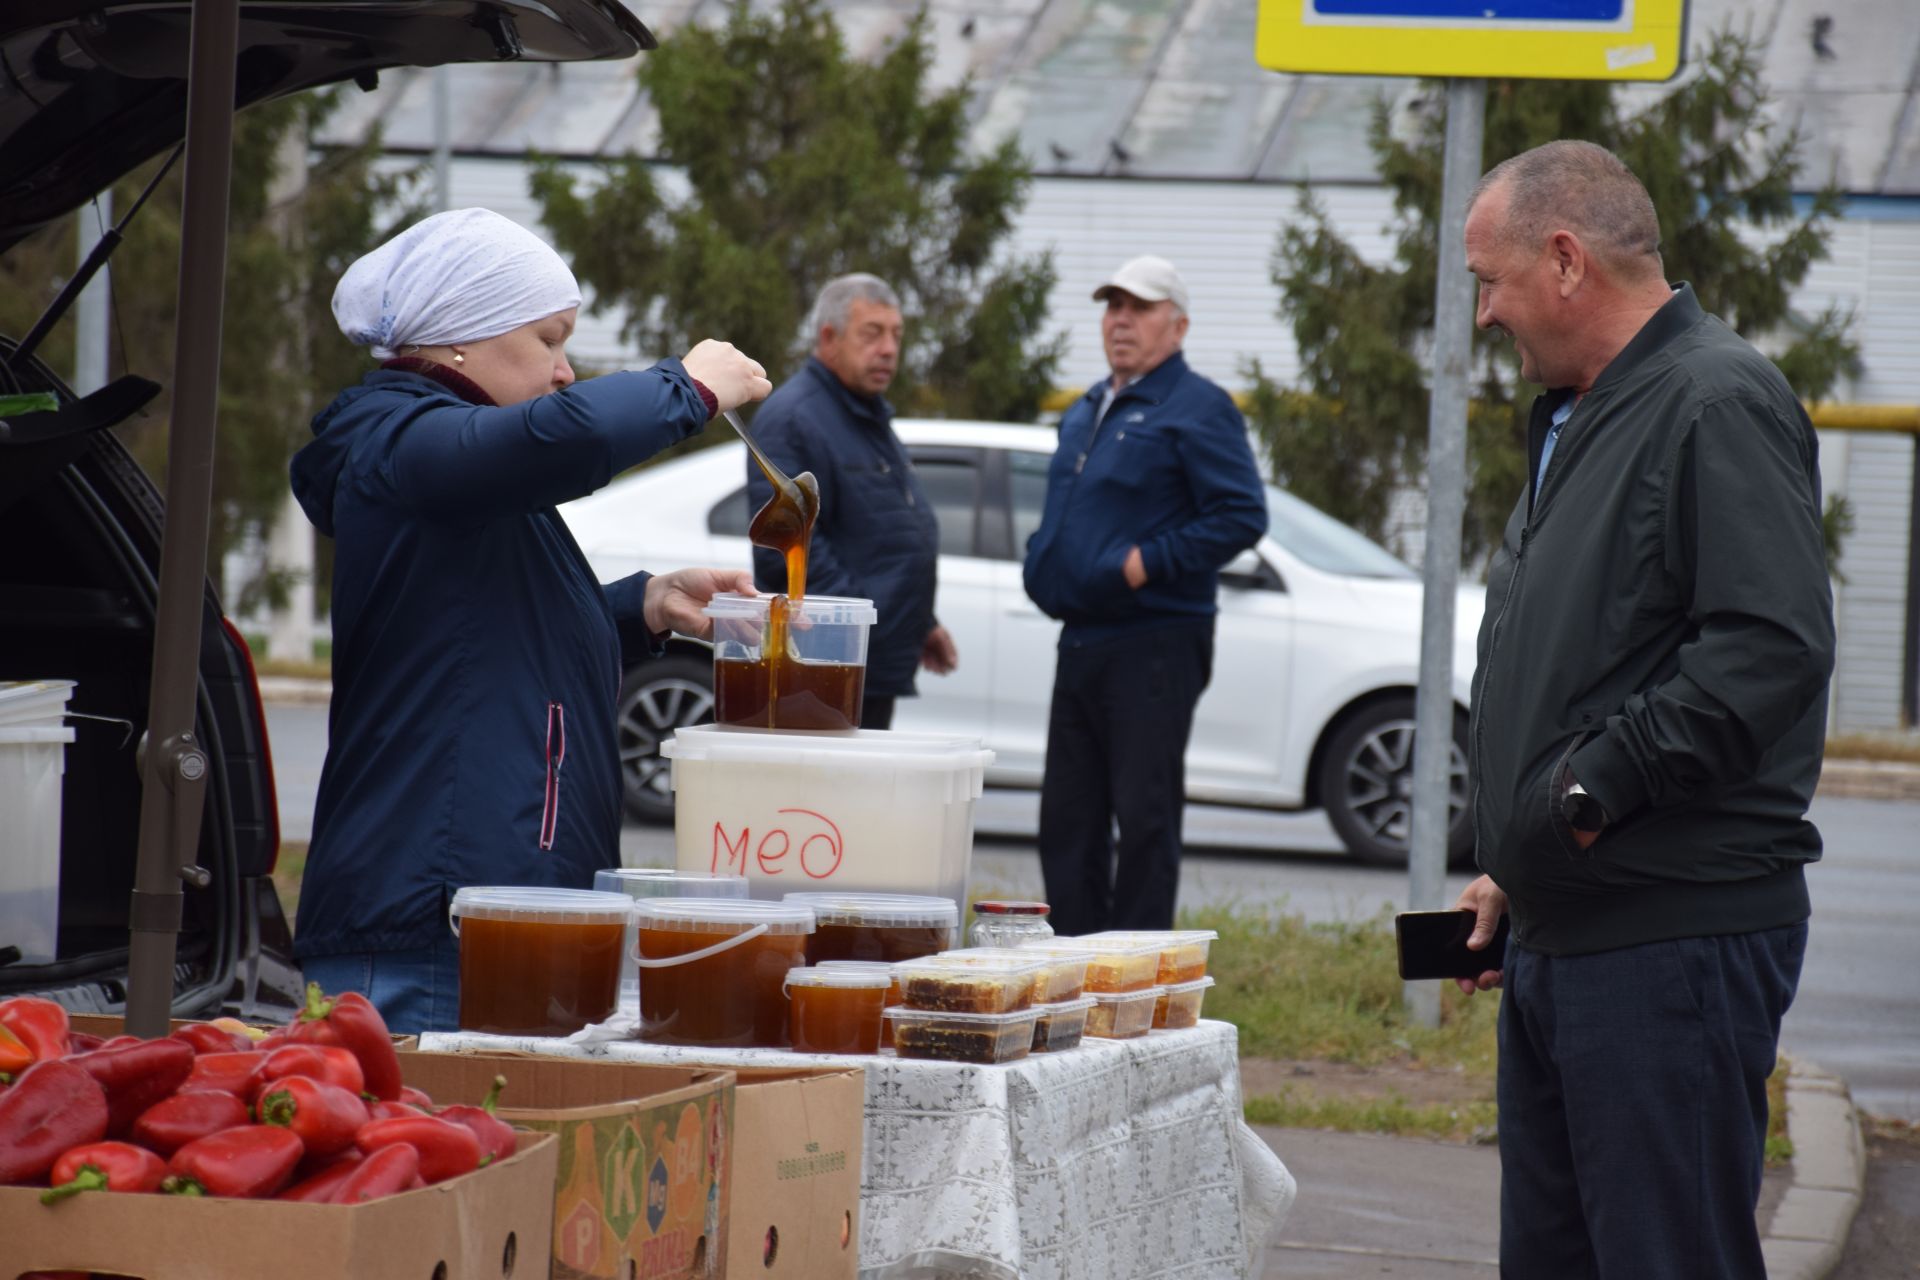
[1761,1059,1867,1280]
[256,675,332,706]
[1816,759,1920,802]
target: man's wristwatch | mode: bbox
[1562,778,1609,835]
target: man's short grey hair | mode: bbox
[811,273,901,335]
[1470,140,1663,276]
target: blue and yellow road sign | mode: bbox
[1256,0,1688,81]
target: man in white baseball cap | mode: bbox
[1021,255,1268,934]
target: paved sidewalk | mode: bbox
[1252,1059,1864,1278]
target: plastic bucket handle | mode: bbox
[633,922,769,968]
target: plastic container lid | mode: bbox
[448,887,633,927]
[1160,976,1217,996]
[1089,986,1165,1006]
[1022,936,1162,958]
[633,897,815,935]
[0,680,75,728]
[784,893,959,928]
[973,900,1049,916]
[703,592,878,625]
[1080,929,1219,946]
[902,953,1050,977]
[1037,996,1098,1015]
[784,966,893,991]
[883,1006,1044,1029]
[596,868,749,900]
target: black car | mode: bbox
[0,0,651,1020]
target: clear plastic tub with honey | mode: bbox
[931,946,1092,1002]
[1078,929,1219,985]
[595,869,749,1017]
[1153,976,1217,1030]
[817,959,905,1048]
[703,593,877,730]
[1018,937,1161,993]
[449,887,632,1036]
[1030,997,1097,1053]
[783,892,959,964]
[885,1006,1042,1064]
[1084,987,1164,1040]
[784,966,891,1054]
[632,898,814,1047]
[892,955,1048,1014]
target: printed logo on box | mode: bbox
[775,1139,849,1181]
[601,1121,648,1239]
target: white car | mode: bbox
[561,421,1484,866]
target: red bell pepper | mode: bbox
[437,1075,517,1166]
[0,997,70,1063]
[40,1140,171,1203]
[0,1060,109,1184]
[400,1085,437,1111]
[355,1112,480,1184]
[277,1149,365,1203]
[258,1076,369,1157]
[65,1031,105,1054]
[171,1022,252,1055]
[130,1089,251,1158]
[166,1125,305,1199]
[289,983,402,1101]
[366,1099,425,1122]
[0,1024,33,1078]
[255,1044,365,1100]
[333,1141,421,1204]
[181,1050,268,1097]
[69,1037,195,1137]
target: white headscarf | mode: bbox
[332,208,582,360]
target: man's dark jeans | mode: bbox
[1497,921,1808,1279]
[1037,621,1212,936]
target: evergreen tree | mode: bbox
[530,0,1064,434]
[1250,30,1861,565]
[0,91,405,610]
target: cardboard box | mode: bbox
[401,1051,735,1280]
[725,1067,866,1279]
[4,1131,557,1279]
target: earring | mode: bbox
[453,352,465,365]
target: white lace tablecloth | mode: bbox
[421,1020,1295,1279]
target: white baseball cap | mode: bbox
[1091,255,1189,314]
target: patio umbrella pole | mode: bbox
[125,0,241,1038]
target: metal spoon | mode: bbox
[723,408,821,593]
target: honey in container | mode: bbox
[816,960,904,1048]
[449,887,631,1036]
[703,594,877,731]
[785,966,891,1054]
[633,899,814,1048]
[785,893,959,965]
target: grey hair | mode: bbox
[810,273,901,335]
[1470,140,1663,277]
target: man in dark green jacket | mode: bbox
[1451,141,1834,1279]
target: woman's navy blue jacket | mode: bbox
[288,361,708,958]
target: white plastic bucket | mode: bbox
[660,724,993,908]
[0,680,76,965]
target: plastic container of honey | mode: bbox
[1020,937,1161,994]
[817,960,905,1048]
[1030,997,1097,1053]
[632,898,814,1047]
[704,593,878,730]
[448,887,632,1036]
[1080,929,1219,985]
[785,893,959,964]
[784,966,891,1054]
[1153,976,1217,1030]
[932,947,1092,1002]
[894,955,1047,1014]
[595,869,749,1016]
[886,1006,1042,1065]
[1084,987,1163,1040]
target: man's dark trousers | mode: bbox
[1038,621,1212,936]
[1496,922,1807,1280]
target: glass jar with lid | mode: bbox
[968,899,1054,949]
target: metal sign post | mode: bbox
[1255,0,1688,1026]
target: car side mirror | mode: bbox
[1220,550,1284,593]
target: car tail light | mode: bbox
[220,616,282,874]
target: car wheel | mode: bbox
[616,655,714,824]
[1317,697,1474,869]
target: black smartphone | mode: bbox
[1394,909,1509,981]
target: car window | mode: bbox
[1265,486,1416,579]
[913,458,981,558]
[709,485,751,536]
[1008,450,1052,561]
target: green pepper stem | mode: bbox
[39,1165,110,1205]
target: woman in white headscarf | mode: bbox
[289,208,771,1033]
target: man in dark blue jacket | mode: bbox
[747,274,956,728]
[1022,256,1267,933]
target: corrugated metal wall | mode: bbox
[412,154,1916,730]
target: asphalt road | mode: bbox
[266,701,1920,1121]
